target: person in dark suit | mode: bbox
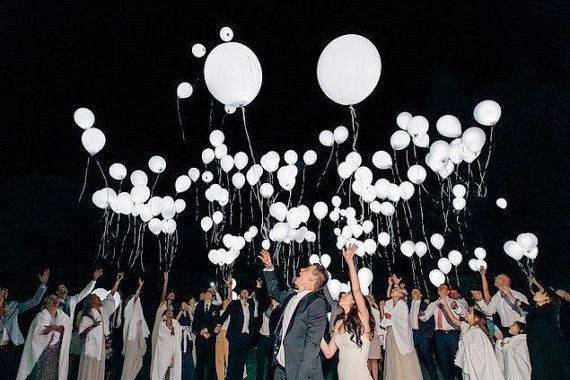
[192,287,220,380]
[258,249,329,380]
[215,279,256,380]
[409,288,438,380]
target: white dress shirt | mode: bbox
[259,311,271,337]
[277,290,310,366]
[241,301,250,333]
[409,300,421,330]
[476,290,528,327]
[420,297,466,331]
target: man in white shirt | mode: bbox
[258,250,329,380]
[471,268,528,331]
[410,288,438,380]
[256,299,279,380]
[215,282,255,380]
[420,283,466,380]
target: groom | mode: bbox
[258,250,329,380]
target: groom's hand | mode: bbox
[258,250,274,270]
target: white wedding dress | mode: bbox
[334,332,373,380]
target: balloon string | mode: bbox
[95,159,109,188]
[176,97,185,142]
[417,184,431,258]
[151,173,161,195]
[316,145,335,188]
[349,105,359,150]
[78,156,90,202]
[477,124,495,194]
[454,266,461,287]
[241,107,257,164]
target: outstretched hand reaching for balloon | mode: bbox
[342,244,357,263]
[258,250,273,269]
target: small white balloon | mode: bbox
[73,107,95,129]
[448,250,463,266]
[331,196,341,207]
[262,239,270,250]
[309,254,320,265]
[372,150,392,169]
[413,133,430,148]
[415,241,428,258]
[284,150,298,165]
[192,43,206,58]
[436,115,462,138]
[212,211,223,224]
[233,152,249,170]
[429,269,446,287]
[378,232,390,247]
[176,82,193,99]
[452,184,466,198]
[333,126,349,144]
[390,130,411,151]
[219,26,234,42]
[202,148,215,165]
[496,197,508,209]
[312,202,328,220]
[175,175,191,193]
[148,156,167,174]
[81,128,106,155]
[452,197,466,211]
[407,165,427,184]
[109,163,127,180]
[319,130,335,147]
[259,183,274,198]
[303,150,317,166]
[396,112,412,130]
[201,171,214,183]
[174,199,186,213]
[220,155,234,173]
[474,100,501,126]
[407,116,429,137]
[200,216,213,232]
[474,247,487,260]
[320,254,331,269]
[231,172,246,189]
[400,240,415,257]
[130,170,148,186]
[437,257,452,274]
[430,233,445,250]
[209,130,225,147]
[462,127,486,153]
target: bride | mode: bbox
[321,244,375,380]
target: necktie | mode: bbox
[437,306,444,329]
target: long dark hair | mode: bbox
[334,294,375,348]
[472,309,493,343]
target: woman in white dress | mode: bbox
[381,283,422,380]
[495,321,531,380]
[320,244,374,380]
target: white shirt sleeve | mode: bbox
[419,302,434,322]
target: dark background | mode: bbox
[1,0,568,330]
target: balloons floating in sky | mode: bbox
[204,42,262,107]
[109,163,127,180]
[81,128,106,155]
[436,115,462,138]
[317,34,381,106]
[177,82,193,99]
[474,100,501,126]
[74,108,95,129]
[148,156,166,174]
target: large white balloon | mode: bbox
[130,170,148,186]
[316,34,381,105]
[81,128,105,155]
[430,233,445,250]
[396,112,412,130]
[372,150,392,169]
[436,115,462,138]
[109,163,127,180]
[407,165,427,184]
[74,108,95,129]
[448,250,463,266]
[503,240,525,260]
[407,116,429,137]
[437,257,452,274]
[474,100,501,126]
[390,130,411,150]
[175,175,191,193]
[333,126,349,144]
[303,150,317,165]
[517,233,538,251]
[462,127,486,153]
[148,156,166,174]
[319,130,334,147]
[312,202,328,220]
[429,269,446,287]
[204,42,262,107]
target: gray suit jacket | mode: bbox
[263,269,328,380]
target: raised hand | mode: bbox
[164,272,169,281]
[225,278,233,288]
[116,272,124,282]
[392,275,402,286]
[479,267,486,277]
[93,269,103,280]
[258,250,273,269]
[39,269,50,285]
[342,244,357,263]
[138,278,144,288]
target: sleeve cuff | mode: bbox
[263,268,274,272]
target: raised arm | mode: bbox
[528,276,544,293]
[480,268,492,304]
[442,299,462,327]
[18,269,49,313]
[342,244,370,331]
[160,272,169,306]
[71,269,103,305]
[258,250,293,304]
[133,278,144,301]
[110,272,124,296]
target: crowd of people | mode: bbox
[1,246,569,380]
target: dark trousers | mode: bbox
[413,330,438,380]
[227,333,251,380]
[195,335,216,380]
[273,365,286,380]
[434,330,460,380]
[0,343,20,379]
[256,335,272,380]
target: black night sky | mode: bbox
[1,0,569,329]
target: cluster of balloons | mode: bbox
[319,126,349,147]
[467,247,488,272]
[503,233,539,261]
[74,108,106,156]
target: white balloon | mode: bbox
[262,239,270,250]
[176,82,193,99]
[407,116,429,137]
[231,172,245,189]
[468,259,479,272]
[200,216,213,232]
[220,155,234,173]
[309,254,320,265]
[407,165,427,184]
[396,112,412,130]
[400,240,415,257]
[319,130,335,147]
[320,254,331,269]
[73,108,95,129]
[517,233,538,251]
[526,246,539,260]
[436,115,462,138]
[390,130,411,150]
[201,171,214,183]
[337,162,352,180]
[452,197,466,211]
[148,218,162,235]
[225,105,237,114]
[430,140,450,161]
[475,259,487,271]
[260,151,280,173]
[387,183,401,202]
[496,197,508,209]
[399,181,415,201]
[212,211,223,224]
[378,232,390,247]
[202,148,215,165]
[312,202,328,220]
[204,42,262,107]
[379,202,395,217]
[415,241,428,258]
[429,269,446,287]
[346,152,362,171]
[331,196,341,207]
[81,128,105,155]
[233,152,249,170]
[148,156,166,174]
[474,100,501,126]
[437,257,452,274]
[109,163,127,180]
[209,130,225,147]
[191,43,206,58]
[328,279,341,300]
[413,133,430,148]
[269,202,288,221]
[333,126,349,144]
[174,199,186,213]
[130,185,150,204]
[354,166,373,186]
[130,170,148,186]
[452,184,466,198]
[303,150,317,165]
[175,175,191,193]
[362,220,374,234]
[284,150,298,165]
[462,127,486,153]
[503,240,525,261]
[317,34,381,105]
[448,139,464,164]
[259,183,274,198]
[474,247,487,260]
[214,144,228,159]
[374,178,390,199]
[448,250,463,266]
[161,219,177,234]
[219,26,234,42]
[430,233,445,250]
[372,150,392,170]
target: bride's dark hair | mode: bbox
[334,294,375,348]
